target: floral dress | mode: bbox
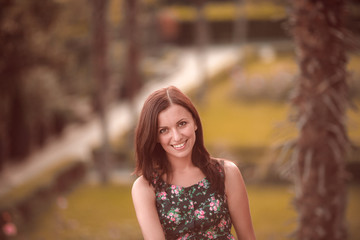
[151,170,235,239]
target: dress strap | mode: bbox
[219,159,225,168]
[216,159,225,177]
[150,171,160,188]
[150,171,165,192]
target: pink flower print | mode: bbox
[209,199,219,212]
[158,191,167,200]
[206,230,215,239]
[171,185,182,195]
[167,212,176,222]
[195,210,205,219]
[177,233,190,240]
[218,218,227,229]
[167,209,181,223]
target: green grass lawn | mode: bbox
[17,184,141,240]
[197,53,360,159]
[15,183,360,240]
[198,80,294,150]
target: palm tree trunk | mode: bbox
[290,0,349,239]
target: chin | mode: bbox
[166,149,192,160]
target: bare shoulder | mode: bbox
[132,175,148,188]
[222,159,239,171]
[213,158,241,177]
[215,158,245,190]
[131,176,154,199]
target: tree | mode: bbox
[194,0,210,103]
[289,0,350,239]
[233,0,247,46]
[0,0,63,168]
[92,0,111,183]
[122,0,142,100]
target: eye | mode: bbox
[178,121,187,127]
[159,128,168,134]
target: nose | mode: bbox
[171,128,181,142]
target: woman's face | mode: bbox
[157,104,197,161]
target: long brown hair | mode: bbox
[134,86,224,194]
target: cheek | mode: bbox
[187,125,197,136]
[158,135,168,145]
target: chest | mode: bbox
[154,178,231,238]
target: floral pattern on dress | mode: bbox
[152,173,235,240]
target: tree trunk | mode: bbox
[233,0,247,46]
[92,0,111,183]
[122,0,142,100]
[290,0,349,239]
[8,85,31,161]
[194,0,209,103]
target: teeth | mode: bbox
[173,142,185,148]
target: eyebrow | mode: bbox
[158,118,188,129]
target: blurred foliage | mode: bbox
[0,0,93,164]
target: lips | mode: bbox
[172,140,187,150]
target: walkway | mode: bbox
[0,45,242,197]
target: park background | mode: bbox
[0,0,359,239]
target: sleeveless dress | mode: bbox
[151,167,235,239]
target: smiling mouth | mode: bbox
[172,141,187,150]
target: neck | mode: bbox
[164,154,205,186]
[167,155,194,173]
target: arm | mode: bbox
[224,160,256,240]
[131,176,166,240]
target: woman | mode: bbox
[132,86,256,239]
